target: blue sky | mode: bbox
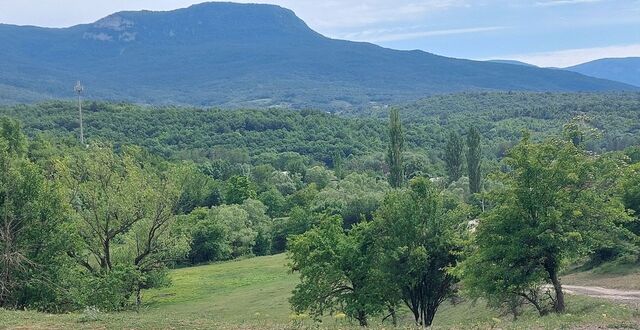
[1,0,639,67]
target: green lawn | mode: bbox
[1,254,639,329]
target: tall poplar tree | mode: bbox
[387,108,404,188]
[444,131,464,183]
[467,126,482,194]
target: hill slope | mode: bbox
[1,254,638,329]
[566,57,640,87]
[0,2,636,109]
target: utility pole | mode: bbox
[74,81,85,145]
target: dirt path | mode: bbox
[563,285,640,301]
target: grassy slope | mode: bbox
[564,262,640,290]
[1,254,639,329]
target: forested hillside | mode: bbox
[2,92,640,328]
[3,92,640,168]
[0,2,636,108]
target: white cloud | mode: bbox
[497,44,640,67]
[273,0,468,30]
[534,0,603,6]
[340,26,507,42]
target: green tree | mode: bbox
[240,199,273,256]
[175,163,221,214]
[58,146,188,308]
[311,173,389,227]
[373,177,468,326]
[444,131,464,183]
[387,108,404,188]
[621,162,640,235]
[466,126,482,194]
[177,208,229,264]
[461,136,632,315]
[0,118,27,155]
[271,207,322,254]
[268,170,300,196]
[562,115,600,147]
[210,205,256,258]
[304,166,336,190]
[224,175,257,204]
[288,216,384,326]
[258,188,287,218]
[0,119,74,311]
[176,201,265,264]
[332,151,344,180]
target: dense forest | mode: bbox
[1,92,640,327]
[2,92,640,168]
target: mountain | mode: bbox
[487,60,537,67]
[0,2,636,109]
[566,58,640,87]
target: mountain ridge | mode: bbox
[566,57,640,87]
[0,2,636,109]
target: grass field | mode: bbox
[1,254,639,329]
[564,261,640,291]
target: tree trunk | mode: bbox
[549,269,565,313]
[389,306,397,326]
[510,302,520,321]
[424,304,438,327]
[405,296,420,325]
[103,239,112,270]
[356,310,368,327]
[135,287,142,312]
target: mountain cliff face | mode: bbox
[566,58,640,87]
[0,2,636,109]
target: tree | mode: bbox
[224,175,257,204]
[268,170,300,196]
[174,164,221,214]
[210,204,256,258]
[258,188,287,218]
[461,135,632,315]
[304,166,336,190]
[311,173,390,227]
[271,207,322,254]
[387,108,404,188]
[0,119,74,311]
[224,175,256,204]
[466,126,482,194]
[403,152,432,180]
[177,208,229,264]
[332,151,344,180]
[240,199,272,256]
[444,131,464,183]
[58,146,188,308]
[288,216,385,326]
[562,115,600,147]
[0,118,26,155]
[373,177,468,326]
[621,162,640,235]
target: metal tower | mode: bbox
[74,81,85,145]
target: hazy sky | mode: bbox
[1,0,639,67]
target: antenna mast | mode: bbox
[74,81,85,145]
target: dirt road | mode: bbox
[563,285,640,302]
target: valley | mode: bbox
[1,1,640,329]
